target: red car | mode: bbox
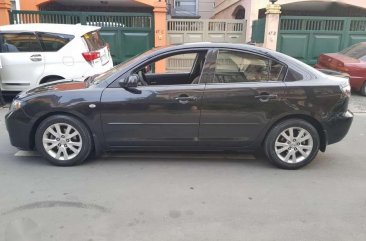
[315,42,366,96]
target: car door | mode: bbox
[0,31,45,91]
[199,48,288,148]
[100,49,210,148]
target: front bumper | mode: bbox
[323,110,353,145]
[5,109,33,150]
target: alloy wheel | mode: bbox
[42,123,83,161]
[274,127,313,163]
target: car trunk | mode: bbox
[317,53,360,72]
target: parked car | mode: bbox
[5,43,353,169]
[0,24,113,93]
[315,42,366,95]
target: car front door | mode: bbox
[199,48,289,148]
[100,49,210,148]
[0,31,45,91]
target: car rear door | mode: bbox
[199,48,288,148]
[100,49,210,148]
[0,31,45,91]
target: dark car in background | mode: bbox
[5,43,353,169]
[315,42,366,96]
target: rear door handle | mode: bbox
[174,95,198,104]
[255,93,278,102]
[30,54,42,62]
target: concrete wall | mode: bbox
[198,0,215,19]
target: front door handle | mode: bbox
[174,95,198,104]
[30,54,42,62]
[255,93,278,102]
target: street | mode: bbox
[0,97,365,241]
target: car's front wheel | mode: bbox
[264,119,320,170]
[35,115,93,166]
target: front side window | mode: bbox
[38,32,74,52]
[0,32,42,53]
[145,53,198,74]
[212,50,285,83]
[127,50,207,86]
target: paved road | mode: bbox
[0,108,365,241]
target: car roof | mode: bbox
[0,24,101,36]
[150,42,279,59]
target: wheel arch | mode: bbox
[262,114,327,152]
[30,111,102,155]
[39,75,65,84]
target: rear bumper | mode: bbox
[323,110,353,145]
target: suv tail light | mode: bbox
[82,51,100,62]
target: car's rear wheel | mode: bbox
[264,119,320,170]
[35,115,92,166]
[360,81,366,96]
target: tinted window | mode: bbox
[145,53,198,74]
[82,31,106,51]
[0,32,42,53]
[285,68,303,82]
[38,32,74,51]
[213,50,285,83]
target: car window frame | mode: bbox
[108,48,213,88]
[0,30,43,53]
[206,48,288,85]
[36,31,75,52]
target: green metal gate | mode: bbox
[251,18,265,44]
[9,10,154,65]
[277,16,366,65]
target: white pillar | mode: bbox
[263,3,281,50]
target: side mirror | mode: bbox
[119,74,139,88]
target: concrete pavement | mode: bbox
[0,108,365,241]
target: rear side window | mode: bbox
[82,31,106,51]
[37,32,74,51]
[0,32,42,52]
[285,68,303,82]
[213,50,286,83]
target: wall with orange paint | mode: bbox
[19,0,49,10]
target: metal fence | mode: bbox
[277,16,366,65]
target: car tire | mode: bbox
[35,115,93,166]
[264,119,320,170]
[360,81,366,96]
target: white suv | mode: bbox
[0,24,113,92]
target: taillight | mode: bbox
[82,51,100,62]
[335,62,349,72]
[340,80,351,97]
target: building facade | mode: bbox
[167,0,215,19]
[213,0,366,41]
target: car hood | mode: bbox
[17,78,88,99]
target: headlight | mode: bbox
[9,100,23,112]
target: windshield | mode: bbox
[90,47,162,85]
[340,43,366,59]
